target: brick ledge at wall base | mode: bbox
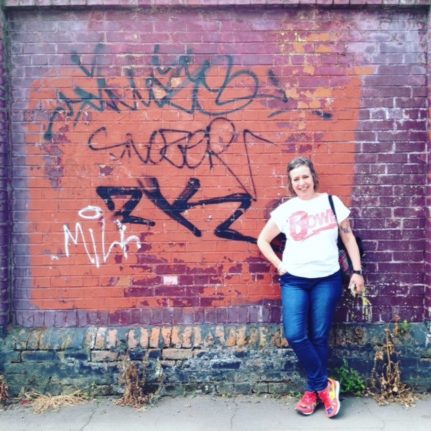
[0,323,430,397]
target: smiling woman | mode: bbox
[287,157,320,199]
[257,156,365,418]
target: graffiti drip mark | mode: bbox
[96,178,256,244]
[43,44,332,141]
[88,117,273,200]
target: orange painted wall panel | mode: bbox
[7,7,428,325]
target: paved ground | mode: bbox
[0,394,430,431]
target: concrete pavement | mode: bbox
[0,394,430,431]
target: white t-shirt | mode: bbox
[270,193,350,278]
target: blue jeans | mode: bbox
[280,271,342,392]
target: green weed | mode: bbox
[334,360,366,396]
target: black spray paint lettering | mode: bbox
[88,117,272,200]
[96,177,256,244]
[43,44,331,141]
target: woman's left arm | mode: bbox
[339,218,365,294]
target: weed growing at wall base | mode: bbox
[0,375,9,407]
[368,323,418,407]
[116,356,165,409]
[334,360,366,396]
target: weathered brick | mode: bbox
[212,360,241,369]
[180,326,192,348]
[106,329,118,349]
[94,328,107,350]
[21,350,57,362]
[259,327,269,348]
[161,327,172,347]
[139,328,149,348]
[214,325,226,345]
[149,327,161,348]
[193,326,202,347]
[225,327,237,347]
[91,350,120,362]
[127,329,139,349]
[162,348,193,360]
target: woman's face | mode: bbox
[289,165,315,199]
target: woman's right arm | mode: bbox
[257,219,284,275]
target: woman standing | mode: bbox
[257,156,364,418]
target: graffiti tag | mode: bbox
[63,206,142,268]
[43,44,330,141]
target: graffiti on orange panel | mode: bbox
[25,40,372,312]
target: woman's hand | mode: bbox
[277,262,288,276]
[349,273,365,296]
[257,220,284,274]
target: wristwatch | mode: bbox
[352,269,363,276]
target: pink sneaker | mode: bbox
[318,378,340,418]
[295,391,318,415]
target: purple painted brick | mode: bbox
[193,308,205,324]
[204,308,217,324]
[172,308,184,325]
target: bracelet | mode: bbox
[352,269,363,276]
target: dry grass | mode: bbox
[368,326,419,407]
[0,375,9,406]
[116,358,151,408]
[21,391,88,414]
[116,357,164,409]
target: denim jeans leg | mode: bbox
[309,271,342,376]
[280,272,342,392]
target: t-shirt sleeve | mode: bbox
[332,195,350,223]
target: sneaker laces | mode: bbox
[318,388,331,406]
[299,391,317,405]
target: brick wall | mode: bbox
[426,6,431,325]
[6,3,429,328]
[1,323,429,396]
[350,7,428,323]
[0,4,9,334]
[0,0,430,395]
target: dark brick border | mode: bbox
[426,7,431,320]
[2,0,431,8]
[0,6,10,335]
